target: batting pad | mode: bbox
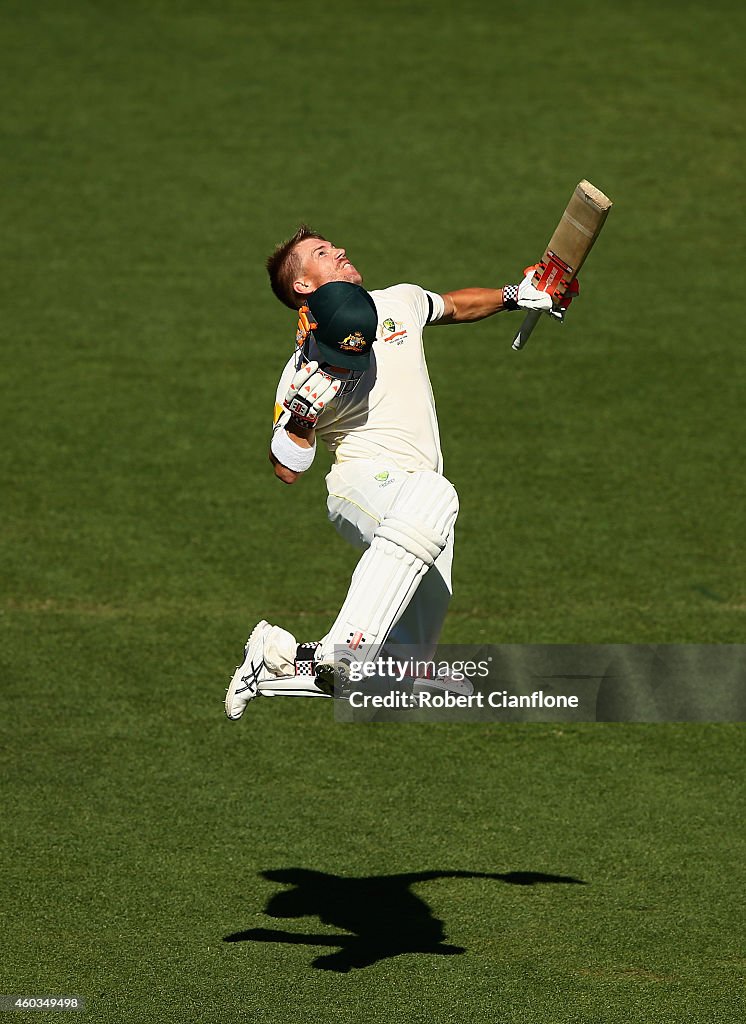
[258,677,331,698]
[317,471,458,667]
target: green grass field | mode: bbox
[2,2,744,1021]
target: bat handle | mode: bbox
[511,309,542,351]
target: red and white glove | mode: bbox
[502,270,553,312]
[283,360,340,428]
[504,265,581,321]
[517,268,554,311]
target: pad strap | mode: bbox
[294,642,320,676]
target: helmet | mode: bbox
[295,282,378,396]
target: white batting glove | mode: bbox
[283,360,340,427]
[517,270,553,312]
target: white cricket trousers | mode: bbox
[325,460,455,661]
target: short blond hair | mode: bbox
[266,224,325,309]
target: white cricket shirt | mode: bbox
[273,284,446,473]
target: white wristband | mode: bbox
[271,427,316,473]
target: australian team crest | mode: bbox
[339,331,368,353]
[381,317,408,345]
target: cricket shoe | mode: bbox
[225,623,333,717]
[225,619,272,720]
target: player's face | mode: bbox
[293,238,363,299]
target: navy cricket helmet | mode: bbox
[306,282,378,371]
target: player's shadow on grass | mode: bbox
[224,867,586,972]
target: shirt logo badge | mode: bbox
[381,318,408,345]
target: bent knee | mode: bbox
[374,473,459,567]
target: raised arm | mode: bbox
[435,271,554,325]
[438,287,510,324]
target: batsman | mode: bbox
[224,225,570,717]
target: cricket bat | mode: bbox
[512,180,613,351]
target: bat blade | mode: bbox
[512,180,612,351]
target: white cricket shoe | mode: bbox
[225,619,272,720]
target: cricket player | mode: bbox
[225,226,557,718]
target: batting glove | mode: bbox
[516,268,554,312]
[283,360,340,427]
[504,268,581,320]
[502,266,553,312]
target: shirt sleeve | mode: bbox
[424,290,446,324]
[378,283,446,328]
